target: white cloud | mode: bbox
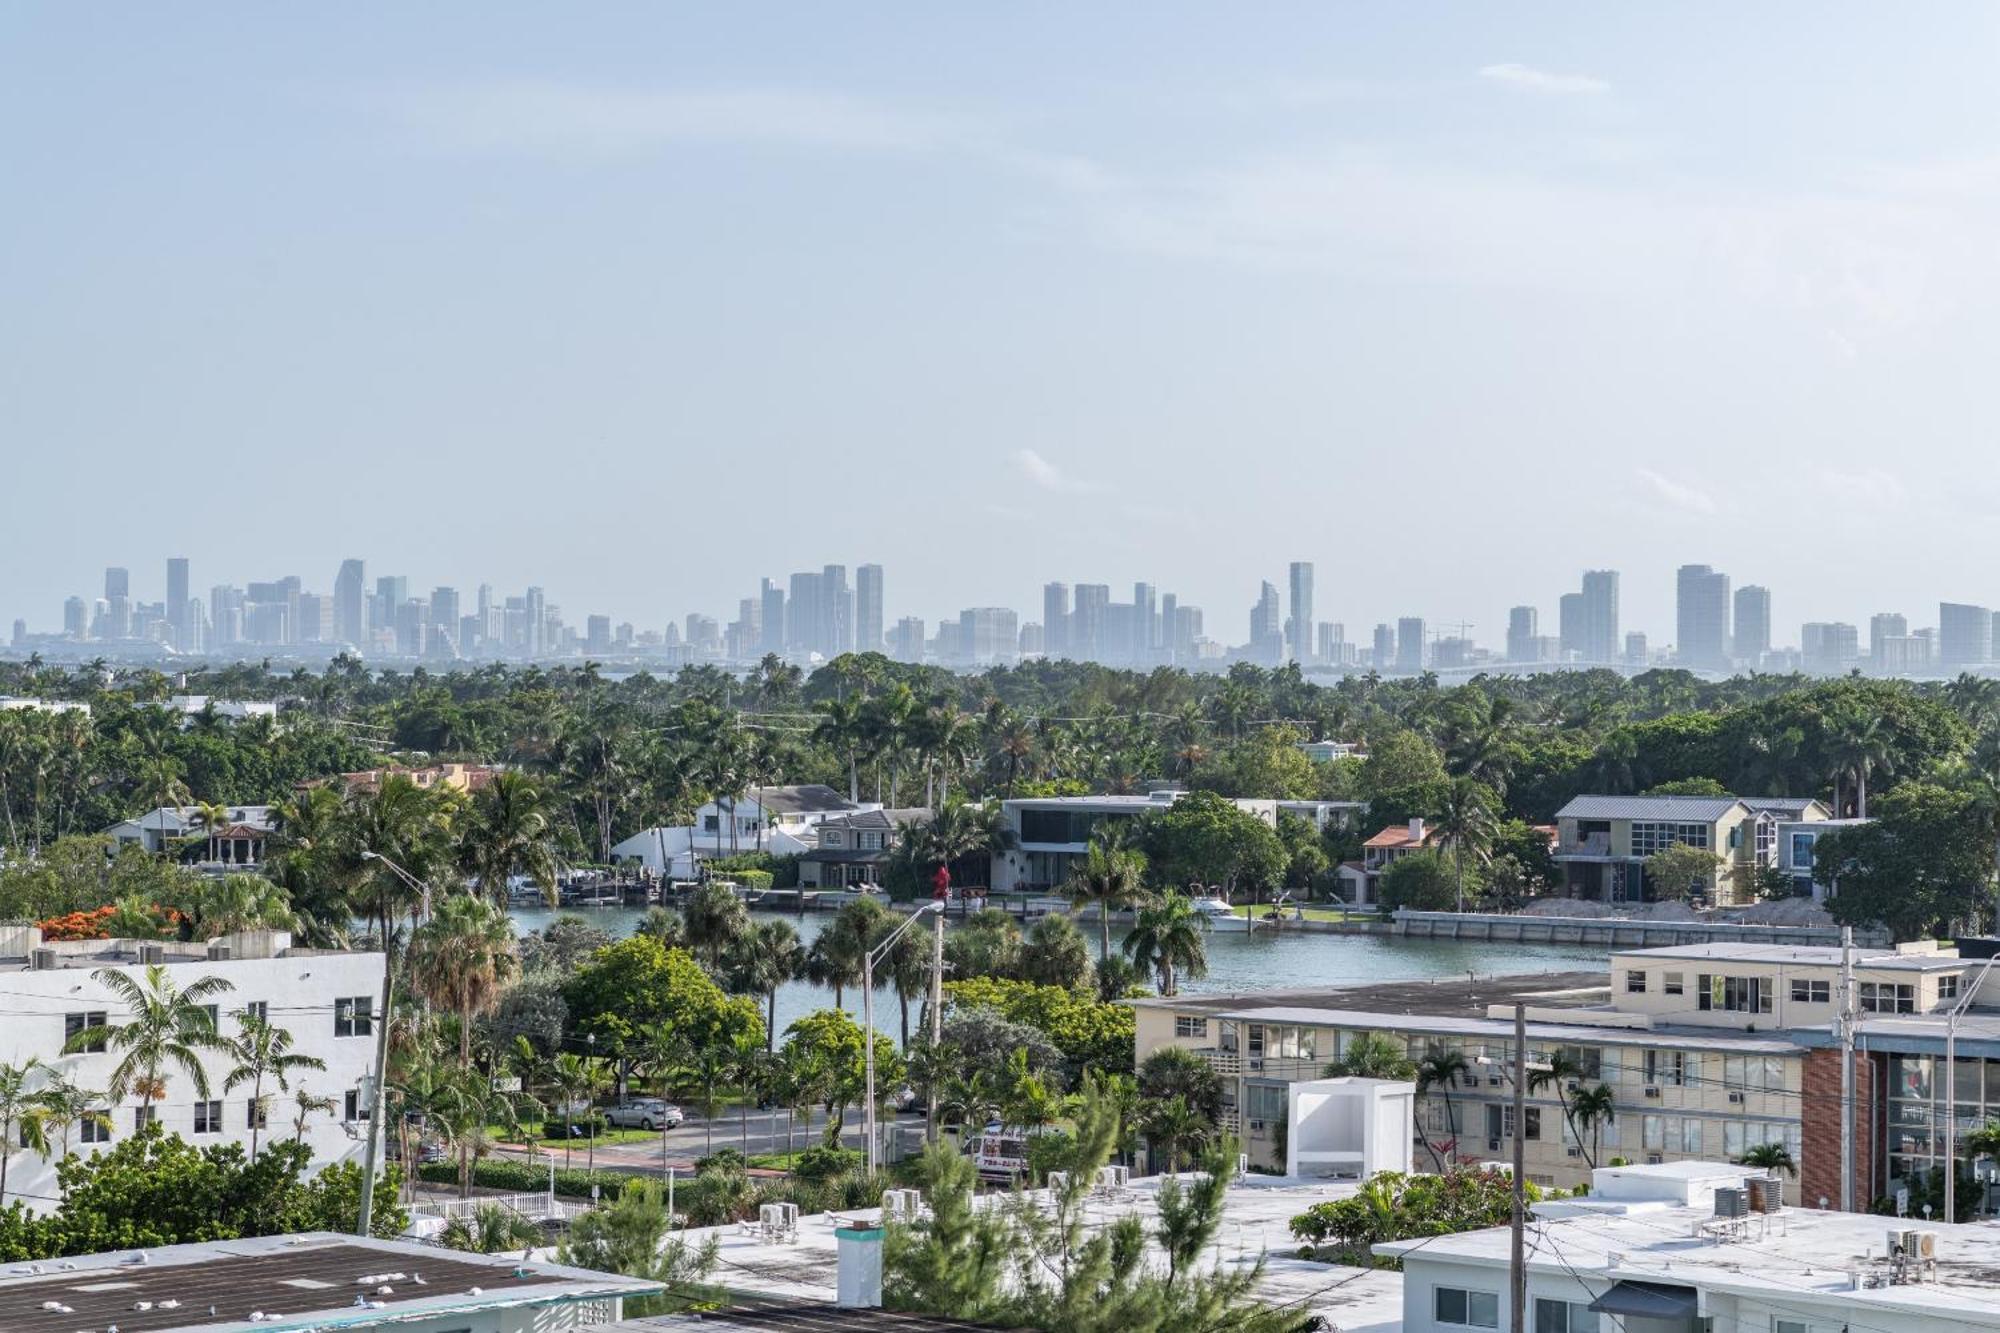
[1636,468,1719,516]
[1014,448,1102,495]
[1478,63,1611,96]
[365,78,950,157]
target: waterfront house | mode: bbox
[798,806,931,888]
[1553,794,1830,905]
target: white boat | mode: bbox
[1188,894,1249,929]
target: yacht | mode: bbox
[1188,893,1248,929]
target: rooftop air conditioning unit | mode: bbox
[30,948,56,972]
[1713,1187,1749,1218]
[1917,1230,1938,1261]
[207,941,233,962]
[138,943,166,965]
[1747,1174,1784,1214]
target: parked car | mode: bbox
[603,1098,684,1130]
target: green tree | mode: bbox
[1020,913,1094,991]
[724,918,805,1051]
[1816,782,1993,938]
[681,880,752,971]
[1324,1032,1416,1080]
[1066,836,1150,962]
[1434,777,1497,913]
[0,1060,48,1207]
[1736,1140,1795,1177]
[560,1178,723,1315]
[463,769,562,905]
[1377,851,1456,912]
[1571,1082,1617,1170]
[1414,1045,1469,1169]
[220,1012,326,1159]
[406,893,520,1065]
[440,1202,543,1253]
[1142,792,1286,900]
[65,964,233,1114]
[1643,842,1724,903]
[1122,893,1209,997]
[782,1008,903,1146]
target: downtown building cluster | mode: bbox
[14,554,2000,677]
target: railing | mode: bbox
[1560,833,1613,857]
[1191,1049,1323,1082]
[410,1192,590,1223]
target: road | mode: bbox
[496,1106,933,1175]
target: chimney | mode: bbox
[1409,817,1425,842]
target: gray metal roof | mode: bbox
[1555,795,1744,822]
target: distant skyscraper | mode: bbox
[1019,621,1044,657]
[429,586,461,641]
[1133,582,1157,663]
[1396,617,1425,673]
[166,557,190,649]
[820,564,852,657]
[1557,593,1584,660]
[958,607,1019,665]
[1372,623,1395,669]
[1317,621,1347,665]
[890,616,925,663]
[62,596,87,638]
[1733,585,1771,666]
[103,567,131,639]
[1675,564,1731,669]
[787,571,821,654]
[855,564,884,654]
[1939,602,1993,668]
[1160,593,1179,663]
[1042,583,1070,659]
[1579,570,1619,663]
[525,586,547,657]
[334,559,366,646]
[585,615,612,654]
[1287,562,1314,664]
[1625,632,1649,664]
[1506,606,1538,662]
[1801,622,1858,673]
[1250,582,1283,663]
[1073,584,1109,661]
[104,567,128,600]
[760,578,786,656]
[1869,612,1908,671]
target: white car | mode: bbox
[603,1098,684,1130]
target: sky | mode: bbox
[7,5,2000,648]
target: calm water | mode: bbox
[510,904,1604,1041]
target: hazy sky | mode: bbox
[7,5,2000,646]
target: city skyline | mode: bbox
[15,548,2000,677]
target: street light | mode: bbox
[863,903,946,1176]
[353,849,426,1240]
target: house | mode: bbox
[1384,1160,2000,1333]
[0,926,382,1213]
[1553,794,1831,906]
[1776,816,1869,902]
[609,785,865,877]
[314,761,504,795]
[1336,816,1443,906]
[0,697,89,715]
[105,804,276,861]
[1296,738,1365,763]
[1132,934,2000,1210]
[798,807,931,888]
[0,1231,659,1331]
[163,694,279,724]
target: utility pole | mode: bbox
[1839,925,1855,1213]
[926,894,946,1144]
[1511,1003,1526,1333]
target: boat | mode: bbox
[1188,894,1249,929]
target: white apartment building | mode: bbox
[1385,1160,2000,1333]
[0,927,384,1213]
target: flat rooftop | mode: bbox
[1129,970,1611,1020]
[1379,1201,2000,1324]
[0,1233,655,1333]
[1613,941,1966,971]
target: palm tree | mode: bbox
[186,800,233,862]
[1122,893,1209,997]
[548,1052,603,1168]
[34,1072,106,1163]
[1415,1045,1470,1168]
[1571,1083,1617,1170]
[1324,1032,1417,1080]
[465,770,561,905]
[1824,712,1895,818]
[1141,1094,1212,1174]
[1736,1141,1797,1177]
[0,1060,48,1206]
[185,873,301,938]
[65,965,234,1120]
[440,1202,543,1254]
[405,894,519,1065]
[288,1087,336,1147]
[1527,1050,1592,1164]
[1067,836,1150,962]
[726,919,804,1051]
[221,1012,327,1158]
[1434,777,1497,913]
[682,881,751,971]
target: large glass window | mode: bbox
[1535,1298,1599,1333]
[1244,1083,1287,1127]
[1436,1287,1499,1329]
[1861,983,1916,1014]
[1630,822,1712,856]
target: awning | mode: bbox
[1587,1281,1699,1319]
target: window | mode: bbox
[1790,979,1831,1004]
[1860,983,1915,1014]
[1535,1298,1600,1333]
[1435,1287,1500,1329]
[1664,972,1685,997]
[335,996,374,1038]
[1626,970,1648,994]
[1644,1049,1687,1087]
[1775,1321,1808,1333]
[1940,974,1962,1001]
[1681,1118,1704,1153]
[859,831,883,851]
[1789,832,1817,872]
[1643,1115,1664,1151]
[1218,1021,1238,1054]
[1559,1046,1601,1079]
[133,1105,156,1132]
[1698,974,1771,1014]
[1630,821,1711,856]
[65,1011,108,1054]
[1244,1083,1287,1128]
[194,1100,222,1134]
[1524,1107,1541,1141]
[821,831,844,848]
[80,1112,111,1145]
[1175,1016,1208,1039]
[248,1099,268,1130]
[244,1000,268,1024]
[201,1003,220,1032]
[344,1090,373,1123]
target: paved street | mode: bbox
[495,1106,933,1175]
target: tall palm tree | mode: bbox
[221,1012,327,1158]
[548,1052,603,1167]
[65,965,234,1120]
[1067,837,1150,962]
[187,800,233,862]
[1527,1050,1591,1165]
[1735,1141,1796,1177]
[682,881,751,972]
[1434,777,1497,913]
[726,919,805,1051]
[1141,1094,1211,1174]
[33,1071,106,1163]
[405,894,520,1065]
[1571,1082,1617,1170]
[1415,1045,1470,1168]
[1824,712,1896,818]
[289,1087,336,1147]
[0,1060,48,1206]
[1122,893,1209,997]
[465,770,562,905]
[185,874,301,938]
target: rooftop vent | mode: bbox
[30,948,56,972]
[1713,1186,1748,1219]
[138,943,166,966]
[1747,1174,1784,1214]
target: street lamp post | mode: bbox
[355,848,426,1239]
[863,902,945,1176]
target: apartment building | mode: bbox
[0,927,384,1213]
[1553,794,1830,905]
[1132,937,2000,1209]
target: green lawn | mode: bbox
[1229,904,1374,924]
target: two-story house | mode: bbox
[1553,794,1831,905]
[1335,817,1444,907]
[798,807,931,888]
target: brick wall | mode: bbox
[1802,1047,1879,1208]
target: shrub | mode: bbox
[790,1146,862,1181]
[416,1159,633,1201]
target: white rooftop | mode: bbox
[1220,1005,1803,1054]
[1614,940,1968,971]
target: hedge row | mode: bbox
[416,1158,637,1201]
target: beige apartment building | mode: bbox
[1553,793,1830,905]
[1132,938,2000,1209]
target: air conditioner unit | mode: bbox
[1566,1148,1582,1159]
[30,949,56,972]
[138,943,166,965]
[1488,1138,1503,1152]
[1248,1120,1266,1131]
[1646,1154,1664,1165]
[1643,1087,1661,1099]
[1728,1092,1746,1104]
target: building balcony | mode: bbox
[1557,833,1619,859]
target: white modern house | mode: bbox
[164,694,281,724]
[0,926,384,1214]
[105,803,276,862]
[1383,1159,2000,1333]
[610,784,868,876]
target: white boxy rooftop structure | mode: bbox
[1382,1159,2000,1333]
[1286,1077,1415,1180]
